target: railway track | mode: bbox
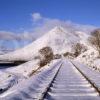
[1,59,100,100]
[41,60,100,100]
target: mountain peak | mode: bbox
[50,26,66,33]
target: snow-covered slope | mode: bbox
[75,47,100,71]
[0,26,88,61]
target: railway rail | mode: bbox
[41,60,100,100]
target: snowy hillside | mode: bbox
[0,26,89,61]
[75,47,100,71]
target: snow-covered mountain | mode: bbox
[0,26,89,61]
[0,26,100,99]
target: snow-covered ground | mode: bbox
[0,59,61,99]
[0,58,40,95]
[76,47,100,72]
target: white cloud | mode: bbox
[32,12,42,21]
[32,18,96,38]
[0,31,35,49]
[0,31,35,41]
[0,31,18,40]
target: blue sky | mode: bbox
[0,0,100,32]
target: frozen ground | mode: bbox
[0,60,39,95]
[76,48,100,72]
[0,59,61,99]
